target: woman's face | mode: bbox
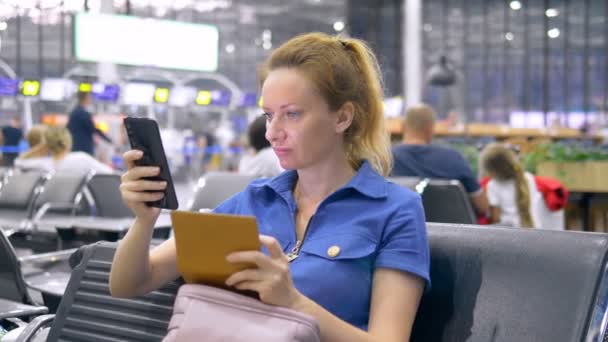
[261,68,350,171]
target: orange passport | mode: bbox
[170,210,261,287]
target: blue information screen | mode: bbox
[92,83,120,102]
[0,78,19,96]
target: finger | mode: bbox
[233,281,260,293]
[225,269,263,287]
[121,166,160,182]
[121,180,167,192]
[260,235,285,259]
[122,191,164,203]
[227,251,275,269]
[123,150,143,169]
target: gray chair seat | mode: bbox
[0,209,29,229]
[0,298,47,319]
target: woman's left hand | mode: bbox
[225,235,304,308]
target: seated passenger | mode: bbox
[16,126,112,174]
[391,104,489,215]
[480,143,538,228]
[16,125,48,160]
[110,32,429,341]
[238,115,284,177]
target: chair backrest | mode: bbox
[189,172,256,211]
[412,223,608,342]
[0,230,35,304]
[418,179,477,224]
[34,171,92,213]
[86,174,134,218]
[0,171,45,210]
[387,176,421,191]
[47,242,181,342]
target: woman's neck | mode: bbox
[295,155,356,204]
[52,150,69,161]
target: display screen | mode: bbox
[122,83,156,105]
[239,92,258,107]
[21,80,40,96]
[210,90,231,106]
[74,13,219,72]
[0,78,19,96]
[40,78,77,101]
[168,86,197,107]
[92,83,120,102]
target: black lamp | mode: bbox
[427,55,456,87]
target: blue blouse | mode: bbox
[214,161,430,330]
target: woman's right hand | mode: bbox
[119,150,167,224]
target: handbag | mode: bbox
[163,284,321,342]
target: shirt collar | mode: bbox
[253,160,388,199]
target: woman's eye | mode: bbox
[262,112,272,121]
[286,111,300,119]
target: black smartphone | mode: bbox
[123,117,179,210]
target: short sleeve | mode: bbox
[454,154,481,194]
[375,195,431,289]
[486,180,500,206]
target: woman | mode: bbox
[480,143,536,228]
[16,126,112,174]
[110,33,429,341]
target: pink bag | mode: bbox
[163,284,321,342]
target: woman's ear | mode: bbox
[335,102,355,134]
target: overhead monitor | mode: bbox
[0,78,19,96]
[122,82,156,106]
[210,90,231,106]
[74,13,219,72]
[154,87,170,104]
[195,90,212,106]
[40,78,77,101]
[79,82,93,92]
[92,83,120,102]
[168,86,197,107]
[21,80,40,97]
[239,92,258,107]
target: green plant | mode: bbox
[522,143,608,173]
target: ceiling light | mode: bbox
[333,21,344,32]
[225,43,235,54]
[263,41,272,50]
[548,28,560,38]
[545,8,559,17]
[510,1,522,10]
[505,32,514,41]
[0,22,7,31]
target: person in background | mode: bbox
[67,91,113,156]
[1,116,23,166]
[111,32,429,341]
[238,115,284,177]
[479,143,538,228]
[15,126,112,174]
[18,125,48,160]
[391,104,489,216]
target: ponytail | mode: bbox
[513,163,534,228]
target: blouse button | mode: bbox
[327,245,341,258]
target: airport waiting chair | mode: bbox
[30,171,93,233]
[14,242,181,342]
[0,171,46,233]
[188,172,256,211]
[0,230,48,320]
[15,225,608,342]
[412,223,608,342]
[416,179,477,224]
[387,176,421,191]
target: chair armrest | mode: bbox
[14,314,55,342]
[18,248,77,265]
[32,202,78,222]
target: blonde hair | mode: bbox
[405,104,436,132]
[259,32,392,176]
[44,126,72,155]
[480,143,534,228]
[27,125,47,147]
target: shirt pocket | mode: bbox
[299,233,377,261]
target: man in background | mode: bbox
[391,103,488,216]
[1,115,23,166]
[67,91,113,156]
